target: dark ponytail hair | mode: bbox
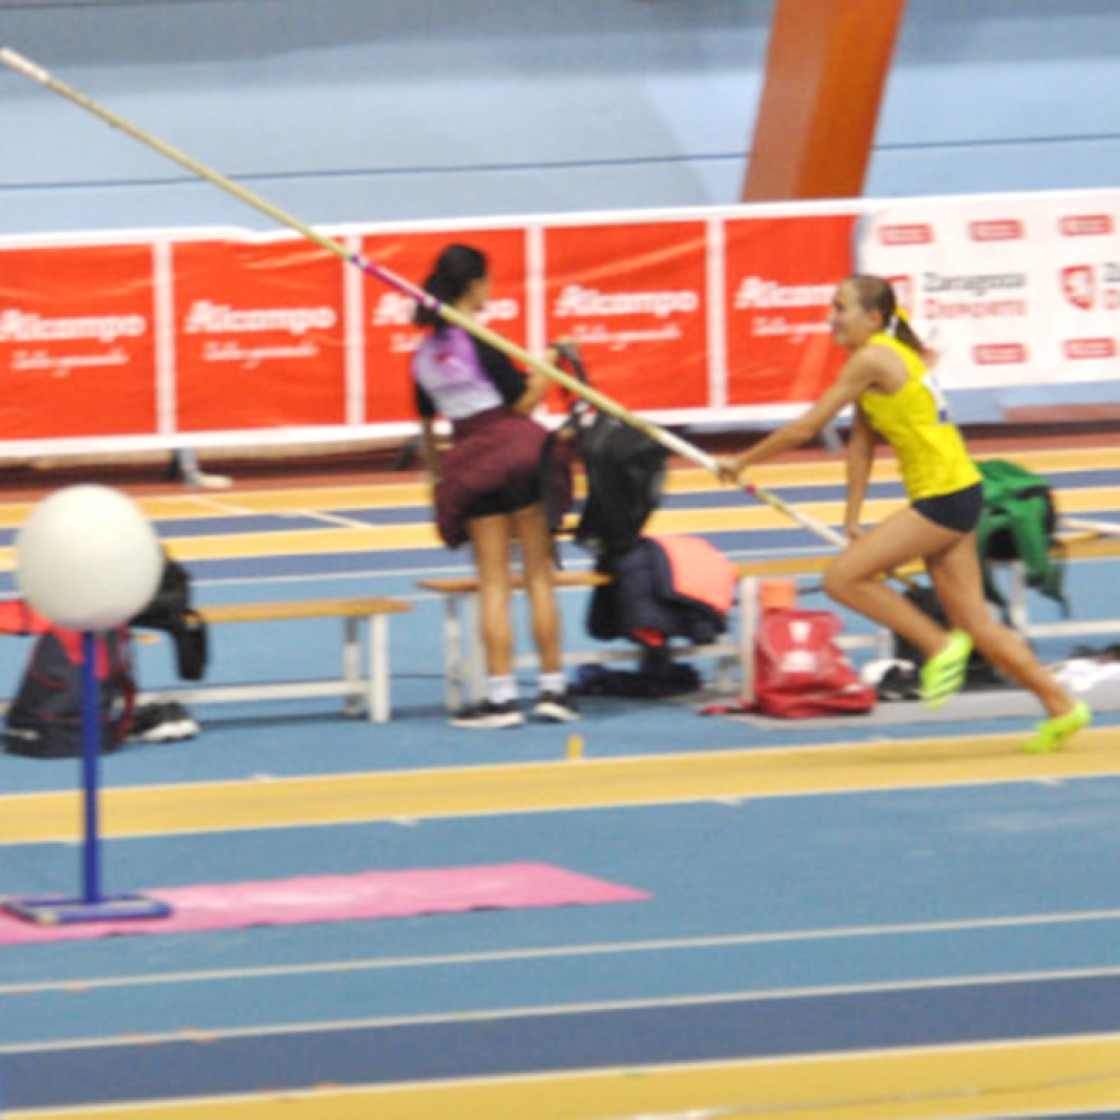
[413,243,488,331]
[845,274,925,355]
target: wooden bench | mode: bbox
[416,571,612,710]
[418,564,856,709]
[417,530,1120,708]
[416,560,934,709]
[144,596,412,723]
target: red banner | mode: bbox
[173,238,348,432]
[0,212,859,448]
[543,221,709,411]
[724,214,856,406]
[361,228,529,424]
[0,244,157,438]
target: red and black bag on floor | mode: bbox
[2,625,136,759]
[752,608,876,718]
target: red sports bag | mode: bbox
[753,608,876,718]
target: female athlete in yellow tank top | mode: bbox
[719,275,1089,753]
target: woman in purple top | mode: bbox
[413,244,576,729]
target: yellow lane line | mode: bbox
[655,485,1120,535]
[629,447,1120,494]
[2,487,1117,565]
[161,524,442,560]
[3,727,1118,845]
[11,1033,1120,1119]
[0,483,433,526]
[0,446,1114,527]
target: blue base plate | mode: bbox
[3,894,173,925]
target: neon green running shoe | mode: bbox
[919,630,973,710]
[1022,701,1092,754]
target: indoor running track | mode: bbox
[0,444,1118,1119]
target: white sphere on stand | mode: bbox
[15,484,163,632]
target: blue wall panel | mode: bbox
[2,0,1118,232]
[1,0,771,233]
[869,0,1120,197]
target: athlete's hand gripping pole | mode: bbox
[0,44,844,551]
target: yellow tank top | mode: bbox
[857,332,981,501]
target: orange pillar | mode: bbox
[742,0,907,201]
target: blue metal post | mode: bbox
[80,631,102,904]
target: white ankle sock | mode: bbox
[487,676,518,705]
[538,672,567,696]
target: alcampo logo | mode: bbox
[371,292,415,327]
[733,277,833,310]
[1061,266,1096,310]
[184,301,337,336]
[553,284,699,319]
[0,309,147,344]
[371,293,520,328]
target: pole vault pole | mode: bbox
[0,44,846,550]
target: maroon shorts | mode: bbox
[434,408,571,548]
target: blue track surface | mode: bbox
[1,456,1118,1116]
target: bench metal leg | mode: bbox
[369,615,390,723]
[442,594,465,712]
[339,615,390,723]
[463,595,485,705]
[342,617,363,718]
[1006,560,1029,634]
[440,592,487,712]
[739,576,759,704]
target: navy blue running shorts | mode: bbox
[912,481,984,533]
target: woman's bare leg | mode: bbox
[825,506,1079,722]
[467,513,514,678]
[928,532,1076,719]
[511,502,561,674]
[822,507,960,659]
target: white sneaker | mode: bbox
[448,700,524,730]
[532,692,579,723]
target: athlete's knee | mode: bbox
[822,563,859,606]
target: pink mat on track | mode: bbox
[0,863,649,944]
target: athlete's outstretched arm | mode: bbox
[719,353,879,481]
[843,407,877,537]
